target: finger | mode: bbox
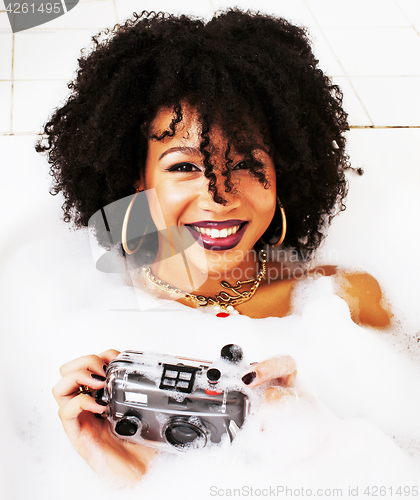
[58,394,107,437]
[52,369,106,406]
[241,355,297,388]
[99,349,120,366]
[59,354,108,378]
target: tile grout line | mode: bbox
[302,0,375,127]
[392,0,420,37]
[302,0,346,76]
[112,0,118,25]
[349,125,420,129]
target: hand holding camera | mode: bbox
[52,349,156,484]
[52,346,297,481]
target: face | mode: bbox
[138,104,277,279]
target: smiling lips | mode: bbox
[186,219,248,251]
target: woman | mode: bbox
[37,10,398,485]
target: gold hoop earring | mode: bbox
[121,189,148,254]
[260,197,287,247]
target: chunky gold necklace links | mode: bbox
[143,250,267,315]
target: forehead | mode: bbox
[148,104,267,155]
[149,104,222,151]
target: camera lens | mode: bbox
[207,368,221,382]
[164,418,207,450]
[115,417,139,436]
[114,413,142,437]
[170,426,199,443]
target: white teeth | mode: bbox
[192,224,242,238]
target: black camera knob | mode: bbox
[220,344,243,364]
[207,368,221,383]
[115,415,141,437]
[95,387,109,406]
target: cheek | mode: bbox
[243,177,277,223]
[257,192,277,228]
[149,182,195,229]
[145,189,166,231]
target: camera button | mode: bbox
[207,368,221,382]
[163,378,176,386]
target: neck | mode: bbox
[148,249,263,299]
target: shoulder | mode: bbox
[311,266,392,329]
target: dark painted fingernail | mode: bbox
[91,374,106,381]
[96,399,108,406]
[242,371,256,385]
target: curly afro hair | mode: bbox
[36,9,353,260]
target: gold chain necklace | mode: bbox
[143,250,267,317]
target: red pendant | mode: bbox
[216,312,229,318]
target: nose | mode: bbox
[197,171,241,212]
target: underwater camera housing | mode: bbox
[96,345,250,451]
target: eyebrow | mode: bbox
[158,147,202,161]
[158,143,270,161]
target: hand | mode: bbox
[52,349,156,484]
[241,355,299,403]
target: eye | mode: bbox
[232,160,250,171]
[232,158,264,171]
[166,162,200,173]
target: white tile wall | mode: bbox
[346,128,420,185]
[0,81,12,133]
[0,11,12,29]
[0,32,12,79]
[213,0,317,27]
[12,80,70,133]
[13,30,98,80]
[307,26,345,77]
[2,0,420,133]
[322,27,420,76]
[394,0,420,31]
[350,76,420,126]
[304,0,410,28]
[333,77,373,127]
